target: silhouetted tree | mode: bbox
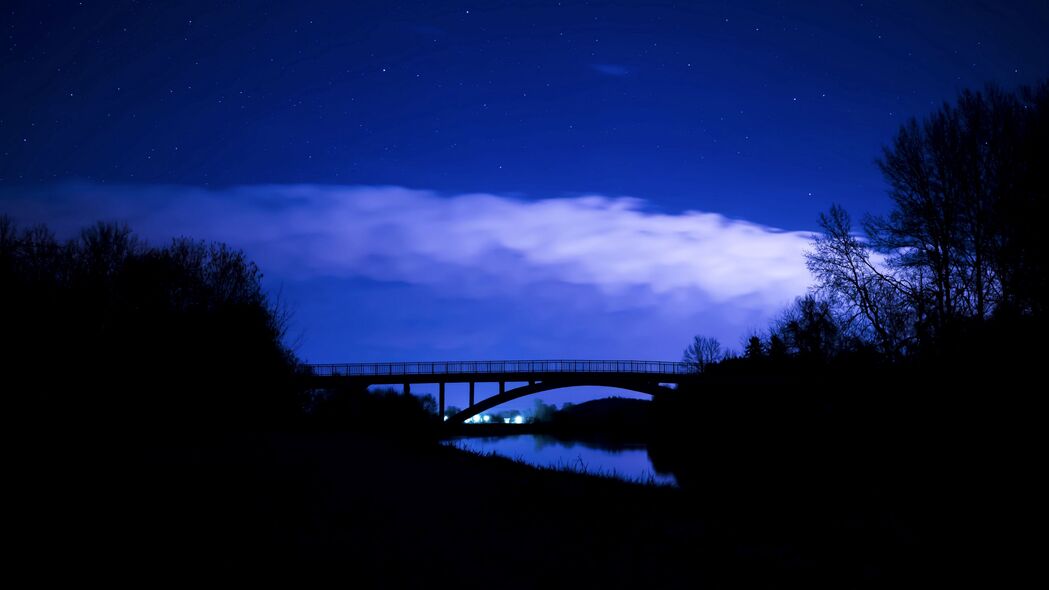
[807,205,913,357]
[530,398,558,423]
[418,394,438,416]
[865,80,1049,336]
[993,81,1049,318]
[310,386,439,440]
[767,334,788,363]
[806,79,1049,362]
[1,216,304,429]
[682,335,722,372]
[772,295,844,363]
[743,335,766,362]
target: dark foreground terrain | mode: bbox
[16,430,928,587]
[14,381,1038,587]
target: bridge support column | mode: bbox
[439,382,445,418]
[499,381,505,395]
[469,382,475,406]
[403,383,410,395]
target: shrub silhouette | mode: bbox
[1,217,304,430]
[308,385,439,442]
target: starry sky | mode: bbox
[3,1,1048,408]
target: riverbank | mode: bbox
[17,431,916,586]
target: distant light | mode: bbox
[482,415,490,423]
[513,415,524,424]
[443,416,448,421]
[504,418,511,424]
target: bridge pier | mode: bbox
[469,382,475,406]
[403,383,410,395]
[499,381,505,395]
[439,382,445,418]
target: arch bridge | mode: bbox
[305,360,697,423]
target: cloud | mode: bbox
[2,183,817,362]
[1,183,814,317]
[592,64,629,77]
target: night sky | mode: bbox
[3,1,1048,408]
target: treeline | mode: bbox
[691,79,1049,376]
[657,81,1048,505]
[658,80,1049,514]
[1,217,305,429]
[310,385,439,441]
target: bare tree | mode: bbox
[865,82,1049,332]
[806,204,913,357]
[682,335,722,372]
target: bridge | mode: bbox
[305,360,698,423]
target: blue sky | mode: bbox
[3,1,1048,410]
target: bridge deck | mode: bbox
[306,359,694,384]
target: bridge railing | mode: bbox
[306,360,694,377]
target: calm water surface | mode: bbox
[445,434,677,486]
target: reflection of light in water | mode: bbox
[445,434,676,486]
[535,436,574,451]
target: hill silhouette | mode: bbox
[549,396,651,434]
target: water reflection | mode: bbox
[444,434,677,486]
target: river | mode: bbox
[444,434,677,486]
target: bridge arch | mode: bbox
[446,381,675,424]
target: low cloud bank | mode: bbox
[2,183,813,316]
[3,183,817,362]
